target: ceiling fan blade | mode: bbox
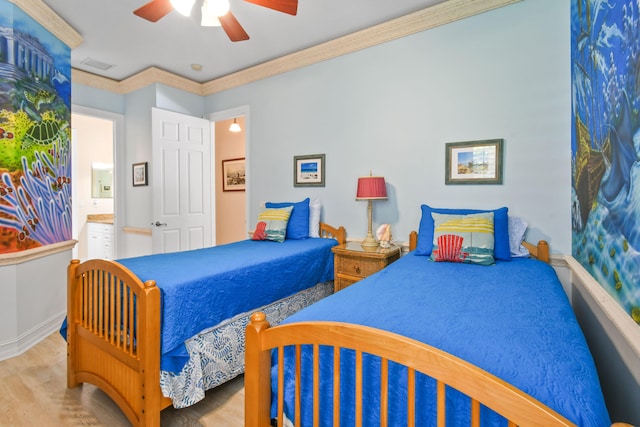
[219,12,250,42]
[244,0,298,16]
[134,0,173,22]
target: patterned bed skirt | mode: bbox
[159,281,334,408]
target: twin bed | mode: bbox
[244,206,628,427]
[65,217,345,427]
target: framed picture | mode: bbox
[294,154,325,187]
[132,162,148,187]
[445,139,504,185]
[222,158,246,191]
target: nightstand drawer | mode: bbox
[335,255,383,279]
[334,277,358,292]
[331,242,400,292]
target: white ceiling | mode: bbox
[42,0,447,83]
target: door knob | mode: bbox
[153,221,167,227]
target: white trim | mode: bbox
[560,255,640,382]
[0,240,76,266]
[0,311,66,361]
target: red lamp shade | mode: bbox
[356,176,387,200]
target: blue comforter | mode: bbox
[116,238,336,372]
[275,253,611,426]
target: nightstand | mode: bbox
[332,242,400,292]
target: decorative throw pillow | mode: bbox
[508,215,530,257]
[416,205,510,261]
[265,198,310,239]
[308,198,322,238]
[430,212,495,265]
[251,206,293,242]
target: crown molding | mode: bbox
[72,0,520,96]
[10,0,83,48]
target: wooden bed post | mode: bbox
[138,279,162,427]
[66,259,81,388]
[245,312,272,427]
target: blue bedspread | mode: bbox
[116,238,336,372]
[275,253,611,426]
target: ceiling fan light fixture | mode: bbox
[203,0,230,17]
[170,0,195,16]
[201,4,221,26]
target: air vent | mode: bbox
[81,58,114,71]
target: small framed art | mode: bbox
[445,139,503,185]
[222,158,246,191]
[132,162,148,187]
[293,154,325,187]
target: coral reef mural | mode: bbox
[571,0,640,324]
[0,0,71,254]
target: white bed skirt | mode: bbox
[159,281,334,408]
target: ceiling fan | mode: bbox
[133,0,298,42]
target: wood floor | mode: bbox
[0,332,244,426]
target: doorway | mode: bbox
[71,106,123,260]
[208,108,248,245]
[215,117,246,244]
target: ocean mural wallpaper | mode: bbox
[0,0,71,254]
[571,0,640,325]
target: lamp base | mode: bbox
[360,235,379,251]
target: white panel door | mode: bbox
[151,108,213,254]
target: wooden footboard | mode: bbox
[245,312,578,427]
[66,258,171,427]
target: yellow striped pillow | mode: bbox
[430,212,495,265]
[252,206,293,242]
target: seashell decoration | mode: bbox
[376,224,392,248]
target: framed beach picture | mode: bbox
[294,154,325,187]
[132,162,148,187]
[445,139,503,185]
[222,158,246,191]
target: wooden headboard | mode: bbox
[408,231,550,264]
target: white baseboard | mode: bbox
[0,311,66,362]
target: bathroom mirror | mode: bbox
[91,163,113,198]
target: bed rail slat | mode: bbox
[313,344,320,426]
[295,344,302,427]
[437,380,446,427]
[277,346,285,427]
[471,398,481,426]
[333,346,340,427]
[380,358,389,427]
[407,367,415,426]
[355,350,363,427]
[109,274,115,345]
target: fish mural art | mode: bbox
[0,0,72,254]
[571,0,640,324]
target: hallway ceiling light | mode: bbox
[229,118,241,132]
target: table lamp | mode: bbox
[356,174,387,250]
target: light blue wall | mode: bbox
[71,83,124,114]
[205,0,571,252]
[156,84,205,116]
